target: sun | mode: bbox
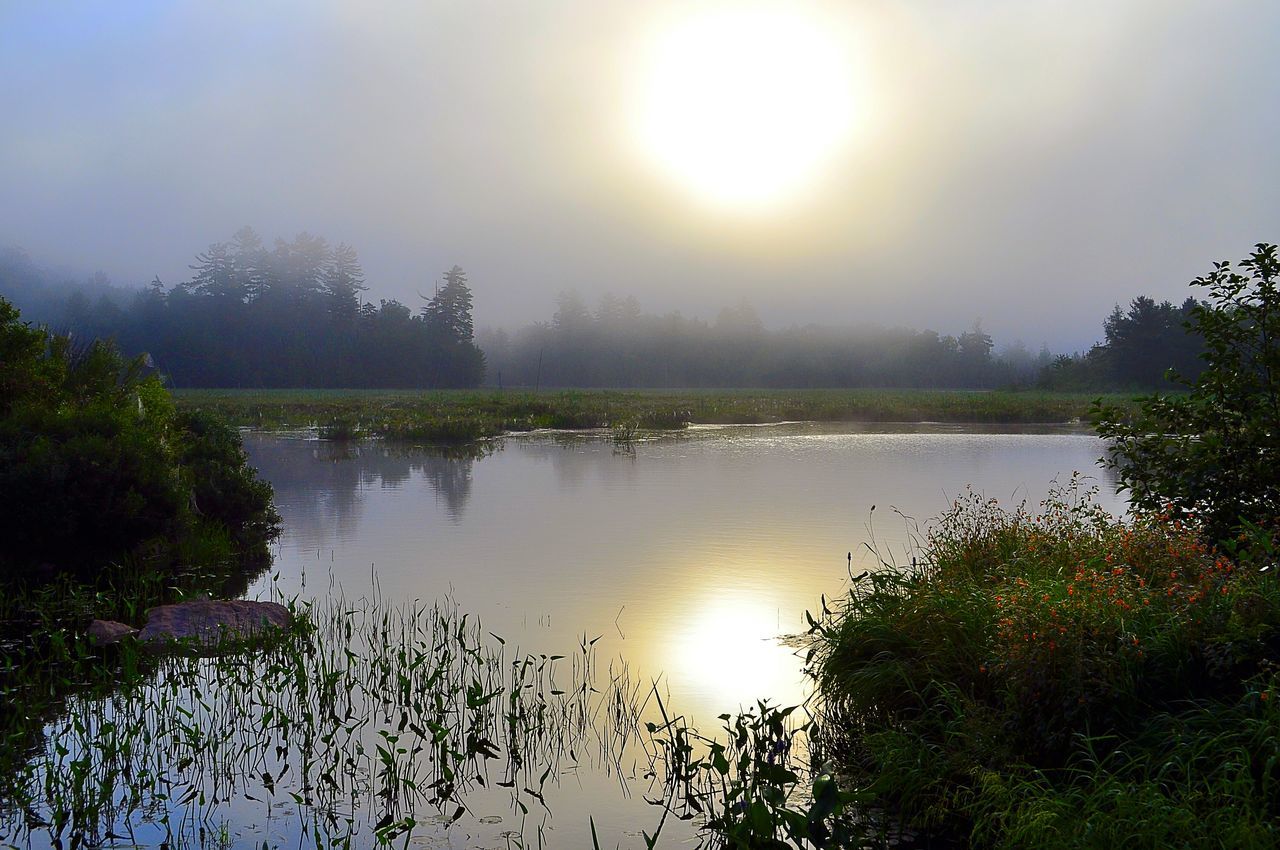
[632,6,858,212]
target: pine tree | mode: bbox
[324,243,367,322]
[188,242,240,300]
[422,265,474,343]
[230,226,267,301]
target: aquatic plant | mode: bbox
[176,387,1125,446]
[0,589,678,849]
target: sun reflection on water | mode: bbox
[657,586,811,721]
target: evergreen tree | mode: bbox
[230,226,267,301]
[423,265,475,343]
[188,242,240,300]
[270,233,329,302]
[1097,244,1280,542]
[324,243,367,322]
[552,289,589,333]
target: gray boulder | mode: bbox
[87,619,138,646]
[138,599,291,651]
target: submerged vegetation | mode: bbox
[175,387,1127,444]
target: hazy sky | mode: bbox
[2,1,1278,350]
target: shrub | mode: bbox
[0,297,277,587]
[1096,243,1280,545]
[809,482,1280,843]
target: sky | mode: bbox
[2,0,1278,351]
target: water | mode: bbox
[248,423,1120,727]
[8,424,1123,850]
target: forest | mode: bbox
[0,231,484,388]
[1,232,1203,391]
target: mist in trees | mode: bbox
[1,237,1205,392]
[478,292,1038,389]
[0,231,484,388]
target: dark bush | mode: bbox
[0,297,277,585]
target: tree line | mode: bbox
[0,230,483,388]
[479,290,1206,391]
[479,293,1030,388]
[1037,295,1205,390]
[1,236,1207,391]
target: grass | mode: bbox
[806,479,1280,848]
[0,578,848,850]
[174,388,1136,443]
[0,589,660,848]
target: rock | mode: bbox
[87,619,138,646]
[138,599,291,651]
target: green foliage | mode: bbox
[649,700,860,849]
[0,297,277,587]
[1096,243,1280,543]
[174,387,1123,445]
[176,408,279,551]
[808,483,1280,845]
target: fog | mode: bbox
[2,0,1278,351]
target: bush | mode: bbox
[1096,243,1280,545]
[0,297,277,586]
[809,483,1280,845]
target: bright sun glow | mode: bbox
[634,6,858,211]
[663,592,807,715]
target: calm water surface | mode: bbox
[248,423,1120,724]
[7,424,1126,850]
[230,423,1121,847]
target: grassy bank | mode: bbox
[808,482,1280,848]
[173,388,1133,442]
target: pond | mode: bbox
[6,423,1123,850]
[244,423,1120,846]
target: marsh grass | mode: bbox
[0,581,849,850]
[175,389,1128,444]
[1,591,650,848]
